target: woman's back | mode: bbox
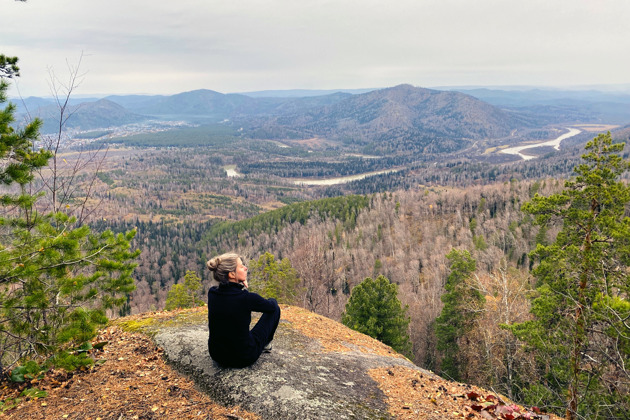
[206,262,281,368]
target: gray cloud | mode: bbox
[3,0,630,96]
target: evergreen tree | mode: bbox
[341,275,412,357]
[511,132,630,419]
[0,58,140,373]
[165,270,204,310]
[248,252,300,304]
[434,249,482,381]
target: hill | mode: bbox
[244,84,535,153]
[0,306,557,419]
[109,89,352,122]
[18,84,544,151]
[28,98,147,134]
[15,85,630,152]
[119,89,258,119]
[237,88,376,98]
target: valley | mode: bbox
[18,85,630,350]
[7,82,630,418]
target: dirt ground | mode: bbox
[1,306,558,419]
[0,324,258,420]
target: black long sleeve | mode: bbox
[207,282,278,367]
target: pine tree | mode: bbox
[434,248,482,381]
[0,57,140,373]
[248,252,300,304]
[165,270,204,310]
[342,275,412,358]
[511,132,630,419]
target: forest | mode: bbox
[80,128,629,419]
[2,55,630,418]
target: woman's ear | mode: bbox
[228,271,235,280]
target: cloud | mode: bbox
[4,0,630,96]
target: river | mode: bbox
[500,128,582,161]
[292,169,400,186]
[224,164,399,184]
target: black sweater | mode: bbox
[207,282,277,367]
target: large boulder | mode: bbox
[143,305,436,420]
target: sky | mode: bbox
[3,0,630,97]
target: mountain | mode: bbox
[445,87,630,124]
[104,93,166,110]
[32,99,147,134]
[109,89,353,121]
[245,84,532,152]
[16,85,559,146]
[237,87,377,98]
[115,89,258,119]
[12,96,55,116]
[18,85,630,137]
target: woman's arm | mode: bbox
[246,291,279,313]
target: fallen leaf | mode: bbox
[467,391,481,401]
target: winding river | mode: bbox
[292,169,401,186]
[227,129,581,187]
[500,128,582,161]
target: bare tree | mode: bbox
[34,53,110,223]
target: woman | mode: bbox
[206,253,281,368]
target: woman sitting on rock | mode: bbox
[206,253,281,368]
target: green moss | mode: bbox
[114,308,209,336]
[160,310,208,328]
[115,318,158,334]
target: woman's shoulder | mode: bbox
[244,290,274,303]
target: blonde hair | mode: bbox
[206,253,241,285]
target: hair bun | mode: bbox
[206,257,220,271]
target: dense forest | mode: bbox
[6,69,630,418]
[105,180,544,356]
[82,130,630,418]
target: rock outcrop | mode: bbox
[143,306,435,420]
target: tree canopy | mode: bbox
[248,252,300,305]
[342,275,412,357]
[165,270,204,311]
[0,56,140,374]
[434,248,482,381]
[511,132,630,419]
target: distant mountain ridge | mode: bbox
[16,84,630,147]
[14,85,535,154]
[112,89,353,121]
[26,99,146,134]
[244,84,531,151]
[444,87,630,124]
[237,87,378,98]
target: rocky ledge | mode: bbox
[114,306,555,420]
[128,305,432,419]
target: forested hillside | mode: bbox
[34,99,147,134]
[6,64,630,418]
[111,180,546,358]
[100,136,629,418]
[243,84,534,153]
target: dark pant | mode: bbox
[251,298,281,353]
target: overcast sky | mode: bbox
[3,0,630,97]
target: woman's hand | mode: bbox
[240,279,249,289]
